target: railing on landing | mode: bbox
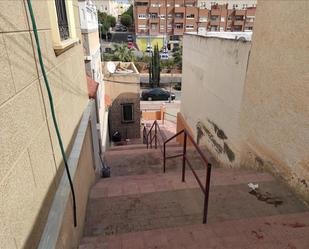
[144,120,212,224]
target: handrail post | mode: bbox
[203,163,212,224]
[163,142,166,173]
[150,129,152,148]
[155,122,157,149]
[182,131,187,182]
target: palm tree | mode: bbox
[112,43,135,62]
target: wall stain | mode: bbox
[208,120,228,140]
[224,142,235,162]
[196,121,223,153]
[196,125,204,145]
[255,156,264,166]
[300,179,308,188]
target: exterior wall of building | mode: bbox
[180,34,251,166]
[239,1,309,202]
[0,0,91,248]
[134,0,256,38]
[93,0,119,17]
[103,62,141,139]
[79,0,106,153]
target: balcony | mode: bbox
[211,9,221,16]
[234,20,244,26]
[149,17,160,23]
[174,7,185,13]
[199,17,208,22]
[149,6,159,13]
[235,9,246,16]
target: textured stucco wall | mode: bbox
[181,34,251,166]
[239,0,309,201]
[0,0,89,248]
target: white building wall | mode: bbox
[181,34,251,166]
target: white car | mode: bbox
[160,52,169,60]
[145,45,153,53]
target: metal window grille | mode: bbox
[55,0,70,40]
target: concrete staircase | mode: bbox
[79,130,309,248]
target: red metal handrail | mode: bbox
[143,120,166,152]
[163,129,212,224]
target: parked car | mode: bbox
[127,34,133,42]
[128,41,134,49]
[160,52,169,60]
[121,26,128,32]
[115,26,122,32]
[145,45,153,53]
[141,88,176,101]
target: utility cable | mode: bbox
[26,0,77,227]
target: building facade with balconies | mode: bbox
[134,0,256,44]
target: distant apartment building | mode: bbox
[134,0,256,40]
[93,0,119,17]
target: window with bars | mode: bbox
[55,0,70,40]
[121,103,134,123]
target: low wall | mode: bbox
[38,101,98,249]
[140,73,182,84]
[176,112,194,146]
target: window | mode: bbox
[167,24,172,29]
[48,0,78,54]
[232,4,238,9]
[121,103,134,123]
[160,25,165,30]
[175,24,183,29]
[138,14,147,19]
[221,17,225,22]
[138,25,147,29]
[55,0,69,40]
[175,4,180,7]
[185,25,194,30]
[210,15,218,21]
[186,13,195,19]
[167,14,173,19]
[160,15,165,19]
[151,24,157,29]
[242,4,248,9]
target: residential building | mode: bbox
[134,0,256,43]
[198,0,257,10]
[0,0,101,248]
[179,0,309,203]
[102,62,141,140]
[93,0,120,17]
[78,0,108,150]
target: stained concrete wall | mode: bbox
[239,1,309,201]
[0,0,90,248]
[181,34,251,166]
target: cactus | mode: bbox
[149,44,160,88]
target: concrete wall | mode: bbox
[181,34,251,166]
[0,0,90,248]
[239,0,309,201]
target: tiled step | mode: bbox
[79,211,309,249]
[84,167,308,238]
[90,168,275,199]
[107,141,181,152]
[105,145,216,177]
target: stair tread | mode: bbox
[80,211,309,249]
